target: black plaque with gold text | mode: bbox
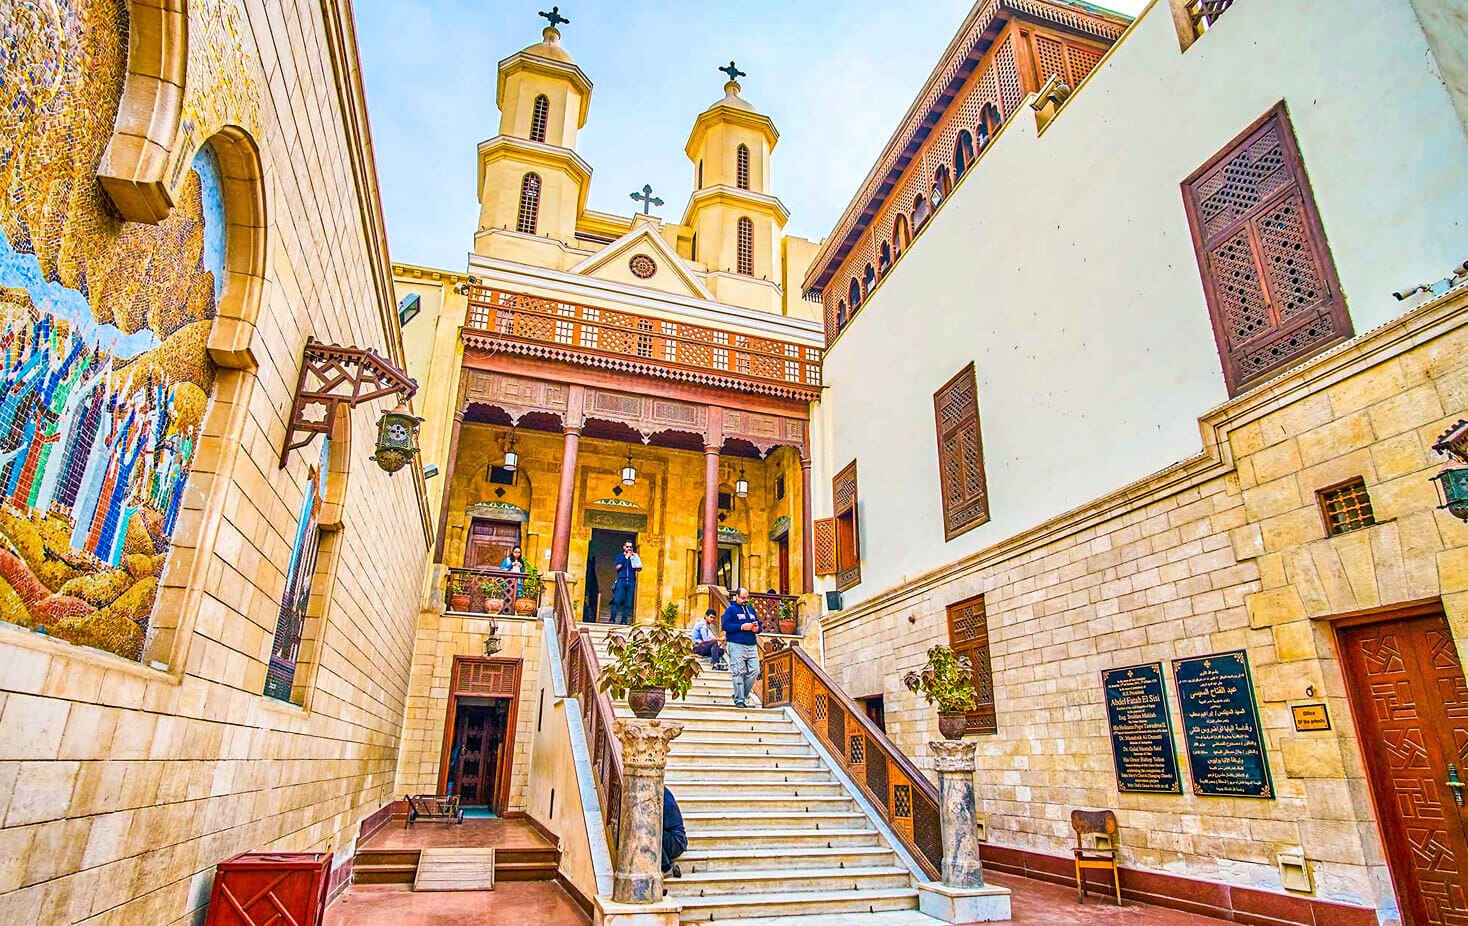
[1102,662,1182,794]
[1172,651,1274,798]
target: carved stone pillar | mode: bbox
[917,740,1012,923]
[800,454,814,594]
[701,444,720,585]
[611,718,684,904]
[550,426,581,572]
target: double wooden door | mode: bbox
[466,518,520,569]
[1339,607,1468,925]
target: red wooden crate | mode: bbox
[204,851,332,926]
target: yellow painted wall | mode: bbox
[499,69,585,149]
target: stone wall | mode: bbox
[0,0,429,922]
[817,291,1468,922]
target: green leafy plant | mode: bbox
[478,575,510,599]
[519,564,542,599]
[903,645,978,713]
[779,599,795,621]
[599,623,701,701]
[658,602,679,627]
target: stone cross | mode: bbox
[629,184,664,215]
[718,61,747,82]
[611,718,683,904]
[539,6,570,28]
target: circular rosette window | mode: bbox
[629,254,657,279]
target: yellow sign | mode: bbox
[1291,703,1331,732]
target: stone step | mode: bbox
[678,845,900,874]
[638,713,792,731]
[675,887,920,923]
[669,743,813,759]
[683,828,886,851]
[665,767,834,784]
[665,780,846,798]
[667,866,913,898]
[676,795,856,815]
[615,705,775,723]
[682,810,871,831]
[666,754,824,771]
[671,730,807,746]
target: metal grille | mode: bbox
[530,94,549,143]
[737,144,750,190]
[737,217,754,275]
[893,785,912,819]
[1257,193,1327,319]
[1320,478,1375,535]
[516,173,541,235]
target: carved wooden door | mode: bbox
[451,706,491,806]
[1339,611,1468,926]
[466,519,519,569]
[776,538,790,595]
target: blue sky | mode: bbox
[356,0,1148,271]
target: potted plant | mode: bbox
[904,645,978,740]
[480,576,507,615]
[447,574,471,613]
[514,565,541,615]
[777,598,797,635]
[658,602,678,627]
[600,622,700,718]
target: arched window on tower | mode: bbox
[879,241,892,274]
[836,300,847,330]
[530,95,550,143]
[977,103,1000,152]
[954,130,975,179]
[913,194,931,229]
[736,216,754,275]
[848,277,862,312]
[893,214,911,255]
[697,160,704,188]
[517,173,541,235]
[736,144,750,190]
[691,233,698,262]
[863,264,876,296]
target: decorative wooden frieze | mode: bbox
[461,369,569,422]
[280,339,417,467]
[934,363,990,540]
[724,409,806,455]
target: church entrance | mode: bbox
[1336,602,1468,925]
[586,528,637,622]
[439,657,521,815]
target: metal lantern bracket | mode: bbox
[280,338,419,467]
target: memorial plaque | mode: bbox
[1173,651,1275,798]
[1102,662,1182,794]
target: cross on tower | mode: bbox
[539,6,570,28]
[718,61,747,82]
[629,184,664,215]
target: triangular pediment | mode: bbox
[567,220,713,301]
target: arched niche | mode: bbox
[203,126,266,370]
[98,0,189,224]
[318,405,352,531]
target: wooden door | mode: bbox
[776,538,790,595]
[466,519,519,569]
[451,705,492,805]
[1339,608,1468,925]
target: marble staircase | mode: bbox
[583,624,936,925]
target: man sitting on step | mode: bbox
[663,787,686,880]
[691,609,726,670]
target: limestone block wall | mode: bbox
[817,293,1468,922]
[0,0,429,923]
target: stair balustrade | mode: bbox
[554,573,626,846]
[759,643,945,880]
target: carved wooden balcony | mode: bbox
[462,287,823,401]
[1185,0,1235,35]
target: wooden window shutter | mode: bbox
[1182,104,1350,395]
[946,595,996,735]
[933,363,989,540]
[813,518,837,575]
[832,461,861,591]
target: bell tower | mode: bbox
[681,63,790,313]
[476,8,594,261]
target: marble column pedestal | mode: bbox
[598,717,683,926]
[917,740,1012,923]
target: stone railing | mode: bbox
[445,566,540,615]
[760,643,943,879]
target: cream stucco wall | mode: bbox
[813,0,1468,604]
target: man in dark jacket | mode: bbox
[610,541,640,624]
[721,587,760,708]
[662,787,686,878]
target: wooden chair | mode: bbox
[1070,809,1120,904]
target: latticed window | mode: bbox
[1183,106,1349,396]
[516,173,541,235]
[893,214,911,254]
[737,217,754,275]
[736,144,750,190]
[530,94,549,143]
[833,461,861,591]
[1184,0,1235,38]
[947,595,997,735]
[848,278,861,312]
[934,363,989,539]
[1319,478,1376,536]
[265,439,330,703]
[977,104,1000,151]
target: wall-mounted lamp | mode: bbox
[621,451,638,487]
[1431,420,1468,523]
[373,403,424,475]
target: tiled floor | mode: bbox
[988,873,1225,925]
[358,818,554,852]
[324,882,589,926]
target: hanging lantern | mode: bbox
[503,431,519,472]
[621,451,638,487]
[1431,420,1468,522]
[373,403,423,474]
[483,618,502,657]
[735,467,749,498]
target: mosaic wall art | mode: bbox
[0,0,223,661]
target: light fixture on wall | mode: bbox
[1431,420,1468,522]
[735,466,749,498]
[621,450,638,487]
[483,618,502,657]
[373,403,424,475]
[502,430,519,472]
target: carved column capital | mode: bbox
[929,739,979,773]
[614,718,685,769]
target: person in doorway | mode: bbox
[499,545,526,598]
[611,540,641,624]
[582,555,600,623]
[691,608,725,669]
[721,587,761,707]
[662,787,686,880]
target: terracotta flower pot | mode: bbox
[448,593,471,612]
[937,711,968,740]
[486,598,506,615]
[627,687,666,719]
[514,596,537,615]
[778,618,797,635]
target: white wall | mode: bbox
[814,0,1468,603]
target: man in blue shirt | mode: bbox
[611,540,640,624]
[721,587,761,707]
[691,608,725,669]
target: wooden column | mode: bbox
[433,408,466,563]
[701,407,723,586]
[550,386,587,574]
[801,453,815,594]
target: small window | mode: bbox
[879,241,891,274]
[934,363,989,539]
[488,465,517,486]
[934,165,952,201]
[517,172,541,235]
[718,492,733,511]
[736,144,750,190]
[1318,478,1375,536]
[862,264,876,296]
[848,277,861,311]
[860,695,886,733]
[697,160,704,188]
[775,474,786,500]
[530,94,550,143]
[835,300,847,329]
[1181,0,1236,41]
[913,194,930,229]
[977,103,1000,151]
[893,214,911,254]
[691,233,698,262]
[954,130,975,179]
[737,216,754,275]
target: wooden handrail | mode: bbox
[760,642,943,878]
[554,573,626,846]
